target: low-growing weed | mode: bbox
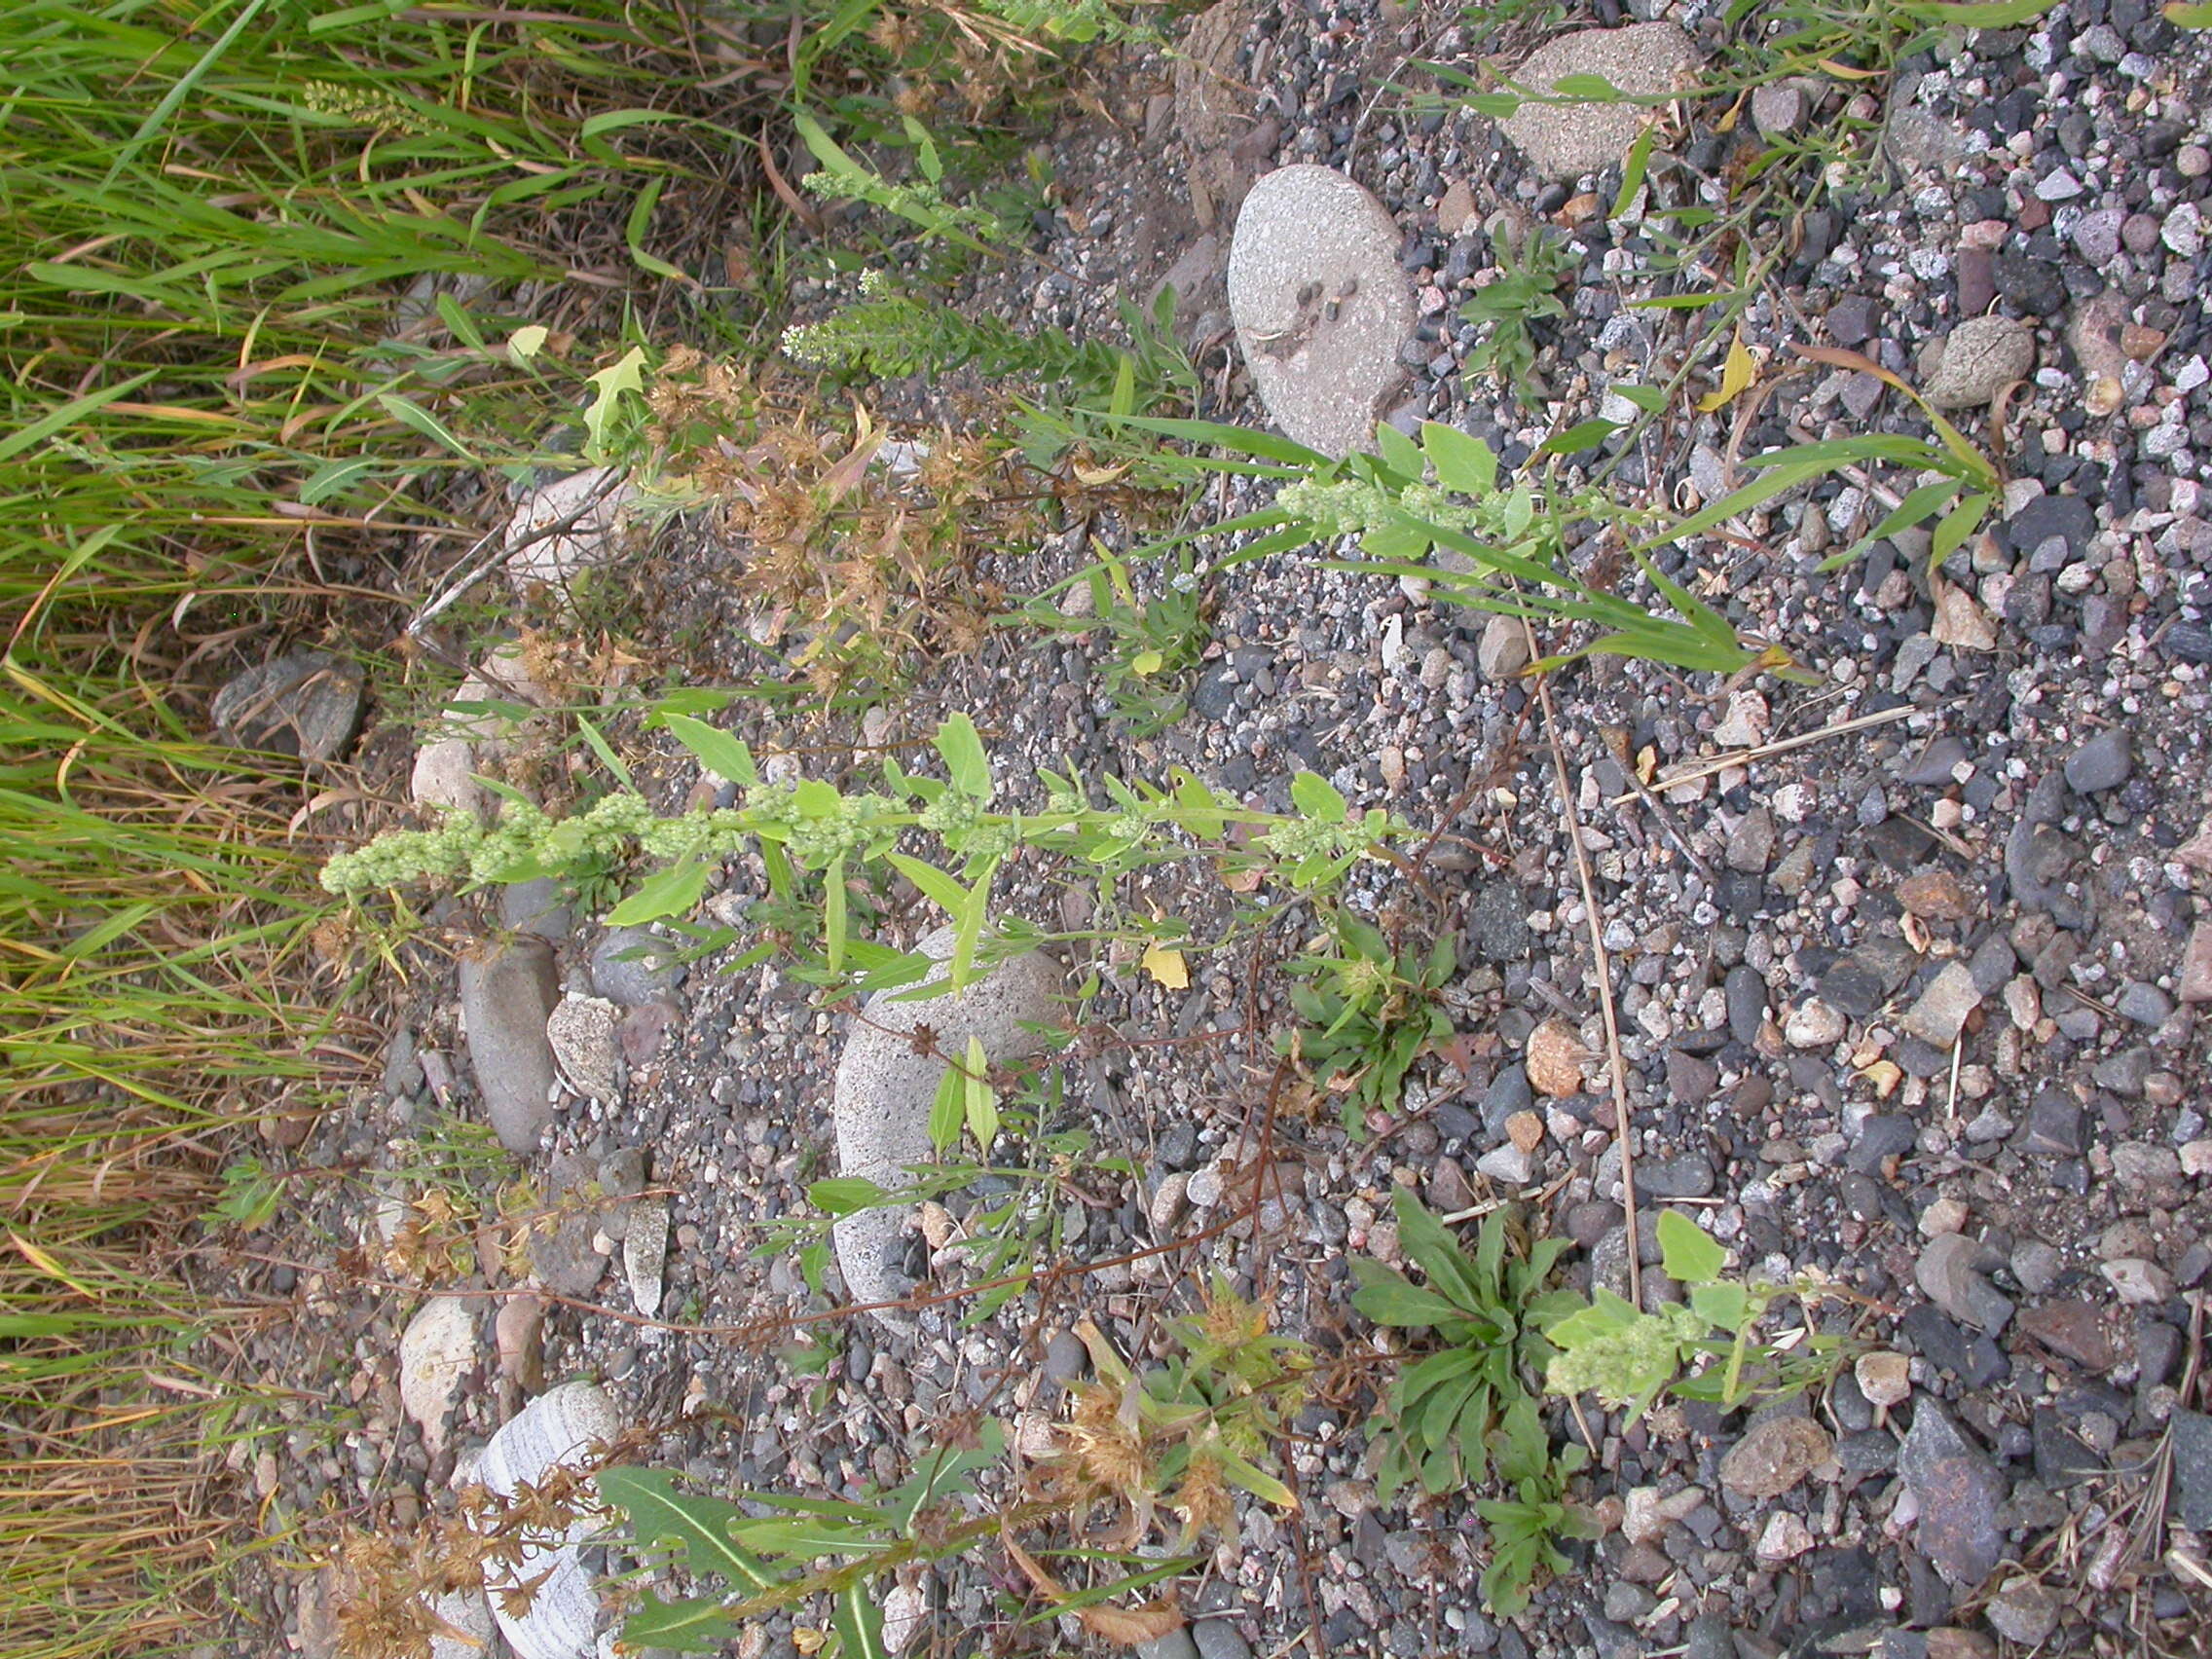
[1282,918,1456,1132]
[1473,1396,1593,1617]
[1119,413,1768,677]
[1045,1286,1309,1548]
[1350,1190,1578,1501]
[1015,545,1213,737]
[1543,1209,1851,1423]
[1460,223,1573,392]
[601,1425,1006,1653]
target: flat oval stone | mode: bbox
[1227,165,1413,460]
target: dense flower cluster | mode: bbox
[1543,1301,1712,1410]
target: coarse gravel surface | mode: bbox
[236,3,2212,1658]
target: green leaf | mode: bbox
[1549,72,1622,100]
[1391,1187,1485,1311]
[598,1467,772,1591]
[1421,1371,1481,1451]
[377,391,479,463]
[933,713,991,798]
[1463,1213,1506,1305]
[832,1582,888,1659]
[884,852,971,918]
[1376,419,1425,481]
[1395,1346,1482,1408]
[1657,1210,1726,1284]
[2168,0,2212,22]
[1536,418,1618,457]
[1421,421,1498,496]
[1217,1443,1298,1509]
[928,1066,964,1153]
[1610,382,1667,413]
[1901,0,2054,22]
[962,1034,999,1149]
[1465,92,1521,119]
[824,856,848,977]
[1612,121,1656,220]
[1289,771,1347,824]
[1930,491,1994,564]
[808,1176,888,1216]
[608,860,708,925]
[660,714,757,788]
[1690,1280,1750,1331]
[619,1588,742,1650]
[573,714,638,793]
[1349,1258,1467,1329]
[583,346,648,461]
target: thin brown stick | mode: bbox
[1606,703,1912,804]
[1528,650,1641,1309]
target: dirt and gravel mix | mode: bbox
[226,2,2212,1657]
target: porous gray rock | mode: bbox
[475,1381,620,1659]
[1916,1233,2013,1333]
[1899,962,1982,1050]
[1918,315,2034,409]
[211,649,364,761]
[1227,165,1414,459]
[1900,1403,2006,1585]
[410,645,552,815]
[590,926,681,1007]
[459,937,561,1152]
[1498,24,1696,182]
[622,1196,669,1318]
[500,877,573,942]
[831,926,1062,1328]
[527,1154,607,1298]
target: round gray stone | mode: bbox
[1226,165,1413,460]
[459,937,561,1153]
[1498,23,1697,182]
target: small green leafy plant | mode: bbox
[1015,544,1212,737]
[1544,1209,1849,1423]
[1118,414,1767,677]
[1282,918,1456,1131]
[784,272,1194,420]
[600,1423,1008,1652]
[1350,1190,1579,1499]
[1460,224,1571,390]
[1473,1395,1593,1618]
[1049,1285,1310,1547]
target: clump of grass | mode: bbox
[0,1,866,1650]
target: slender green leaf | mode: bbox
[661,713,757,786]
[598,1467,773,1591]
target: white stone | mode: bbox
[1499,24,1698,182]
[1227,166,1415,460]
[831,927,1062,1328]
[398,1296,477,1453]
[504,466,634,600]
[475,1382,620,1659]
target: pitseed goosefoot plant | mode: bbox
[1542,1209,1853,1424]
[322,712,1408,990]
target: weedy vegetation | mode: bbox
[1544,1209,1853,1422]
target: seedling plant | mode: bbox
[1543,1209,1851,1424]
[1282,916,1456,1132]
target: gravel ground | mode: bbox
[244,3,2212,1657]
